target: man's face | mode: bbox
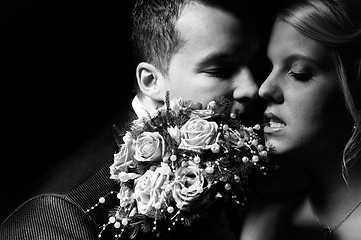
[161,3,259,123]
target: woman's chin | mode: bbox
[266,138,293,157]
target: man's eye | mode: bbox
[203,68,233,79]
[289,72,312,81]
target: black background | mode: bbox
[0,0,294,224]
[1,1,135,222]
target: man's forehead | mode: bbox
[173,2,258,62]
[178,31,255,61]
[176,3,243,35]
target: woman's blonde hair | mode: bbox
[279,0,361,181]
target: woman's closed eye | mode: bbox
[289,71,313,81]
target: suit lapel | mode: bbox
[66,104,137,225]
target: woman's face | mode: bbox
[259,20,350,156]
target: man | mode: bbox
[131,0,258,123]
[0,0,268,239]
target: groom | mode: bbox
[0,0,275,239]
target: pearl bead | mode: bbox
[167,206,174,213]
[121,219,128,226]
[252,155,259,162]
[211,144,220,153]
[253,124,261,130]
[114,222,121,228]
[109,216,116,223]
[260,150,268,157]
[224,183,231,190]
[153,202,161,209]
[234,175,240,182]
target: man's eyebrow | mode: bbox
[196,52,234,68]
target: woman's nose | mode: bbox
[232,67,259,104]
[258,71,283,103]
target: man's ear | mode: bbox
[136,62,165,101]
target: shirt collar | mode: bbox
[132,95,149,119]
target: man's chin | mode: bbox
[236,112,262,127]
[233,100,265,127]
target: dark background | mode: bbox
[0,0,296,224]
[1,1,135,222]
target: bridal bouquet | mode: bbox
[99,94,275,239]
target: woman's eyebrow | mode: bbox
[283,53,328,69]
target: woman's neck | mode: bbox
[301,150,361,230]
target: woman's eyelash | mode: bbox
[289,71,312,81]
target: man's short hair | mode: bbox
[131,0,255,75]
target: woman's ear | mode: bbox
[136,62,165,101]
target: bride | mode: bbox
[241,0,361,239]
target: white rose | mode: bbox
[179,118,218,150]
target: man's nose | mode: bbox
[232,66,259,104]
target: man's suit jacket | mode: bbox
[0,103,136,240]
[0,103,241,240]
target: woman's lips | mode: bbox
[263,112,286,133]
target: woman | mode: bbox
[240,0,361,239]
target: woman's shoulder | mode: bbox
[240,188,307,240]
